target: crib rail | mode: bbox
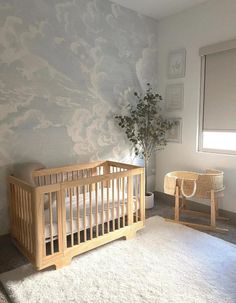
[32,161,103,186]
[32,160,137,187]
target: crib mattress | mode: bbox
[44,189,139,239]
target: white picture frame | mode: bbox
[167,48,186,79]
[166,118,182,143]
[165,83,184,111]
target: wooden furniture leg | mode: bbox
[215,197,219,217]
[175,186,180,221]
[125,231,136,240]
[167,187,228,232]
[211,189,216,227]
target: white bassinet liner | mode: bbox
[44,188,139,239]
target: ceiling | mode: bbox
[109,0,209,20]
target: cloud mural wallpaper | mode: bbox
[0,0,158,235]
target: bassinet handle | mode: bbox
[180,179,197,198]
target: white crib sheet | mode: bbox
[44,189,139,239]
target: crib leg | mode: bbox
[54,257,72,270]
[125,231,136,240]
[175,186,180,221]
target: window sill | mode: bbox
[198,148,236,156]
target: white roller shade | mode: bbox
[203,48,236,131]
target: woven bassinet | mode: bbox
[164,169,224,199]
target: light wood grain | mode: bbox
[169,178,228,232]
[8,161,145,270]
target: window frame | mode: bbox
[198,39,236,155]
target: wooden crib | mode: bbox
[8,160,145,270]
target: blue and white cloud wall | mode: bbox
[0,0,158,234]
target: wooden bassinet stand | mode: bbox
[164,170,229,232]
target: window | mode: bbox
[199,39,236,154]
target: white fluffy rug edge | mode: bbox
[1,216,236,303]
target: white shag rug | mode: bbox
[1,216,236,303]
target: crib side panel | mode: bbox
[59,168,145,251]
[34,184,63,269]
[26,164,145,270]
[8,176,35,262]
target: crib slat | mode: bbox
[42,194,47,258]
[20,188,24,247]
[127,175,133,225]
[24,190,29,251]
[25,191,30,252]
[24,190,28,249]
[9,184,14,237]
[21,189,28,249]
[83,185,87,242]
[26,191,31,251]
[101,181,104,235]
[95,183,98,238]
[112,173,115,231]
[13,185,17,239]
[18,186,22,243]
[76,187,80,245]
[107,182,110,233]
[69,188,73,247]
[21,188,26,247]
[18,187,23,244]
[16,186,20,243]
[11,185,15,237]
[27,192,33,254]
[135,176,138,222]
[122,177,125,227]
[117,178,120,229]
[89,185,93,240]
[49,193,54,254]
[30,192,34,254]
[57,190,64,255]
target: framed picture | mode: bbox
[166,118,182,143]
[167,48,186,79]
[165,83,184,111]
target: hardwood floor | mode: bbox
[1,192,236,303]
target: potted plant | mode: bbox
[115,83,173,209]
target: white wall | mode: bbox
[156,0,236,213]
